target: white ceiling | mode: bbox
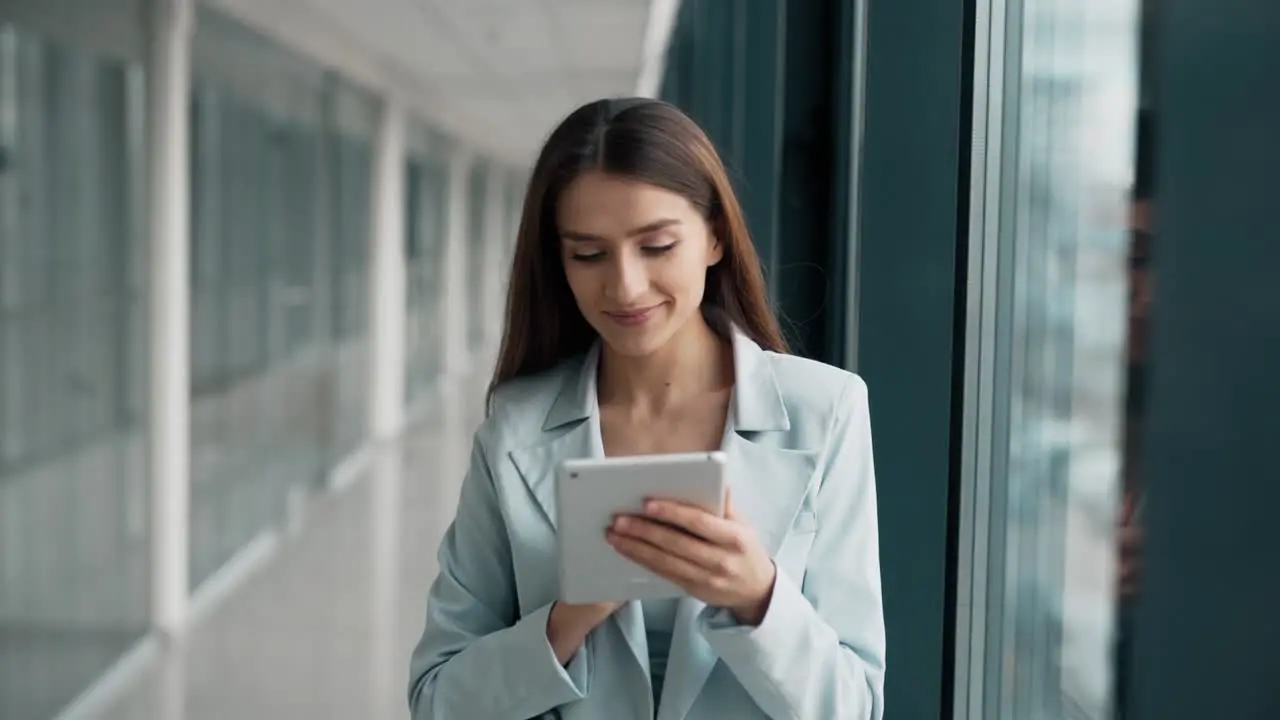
[209,0,656,165]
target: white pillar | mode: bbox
[368,99,407,440]
[442,150,472,378]
[146,0,194,638]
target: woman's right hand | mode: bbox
[546,600,622,665]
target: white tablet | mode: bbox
[556,451,728,604]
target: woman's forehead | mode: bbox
[557,173,699,234]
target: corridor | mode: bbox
[94,385,479,720]
[4,0,1277,718]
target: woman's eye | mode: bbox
[642,243,678,255]
[568,242,676,262]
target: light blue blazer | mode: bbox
[408,327,886,720]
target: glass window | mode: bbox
[954,0,1144,717]
[404,132,448,404]
[0,22,150,720]
[466,160,489,355]
[187,9,376,589]
[325,95,374,462]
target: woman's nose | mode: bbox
[604,254,648,305]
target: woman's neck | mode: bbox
[597,315,731,414]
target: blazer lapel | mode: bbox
[661,329,820,720]
[615,600,651,682]
[658,598,713,720]
[507,419,598,530]
[720,325,819,556]
[508,344,602,530]
[506,343,652,680]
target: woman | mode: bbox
[408,97,885,720]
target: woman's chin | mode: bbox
[598,327,664,357]
[593,317,674,357]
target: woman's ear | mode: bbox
[707,233,725,267]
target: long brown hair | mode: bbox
[488,98,786,410]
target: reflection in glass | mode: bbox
[956,0,1142,717]
[187,10,375,590]
[0,23,150,719]
[1113,103,1154,720]
[327,126,373,464]
[404,134,448,405]
[466,160,489,356]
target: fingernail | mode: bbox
[645,501,660,514]
[613,517,628,531]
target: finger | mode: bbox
[609,516,725,570]
[643,500,741,546]
[607,531,708,586]
[724,487,736,520]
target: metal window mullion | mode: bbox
[983,0,1030,713]
[954,0,1005,712]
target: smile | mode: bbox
[604,305,662,327]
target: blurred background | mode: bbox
[0,0,1276,718]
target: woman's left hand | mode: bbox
[606,490,777,625]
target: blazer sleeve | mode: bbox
[408,433,592,719]
[698,375,887,720]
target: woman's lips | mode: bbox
[605,305,660,327]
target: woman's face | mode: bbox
[556,171,722,357]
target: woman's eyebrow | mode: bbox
[561,218,682,242]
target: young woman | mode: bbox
[408,98,885,720]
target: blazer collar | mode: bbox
[540,323,790,434]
